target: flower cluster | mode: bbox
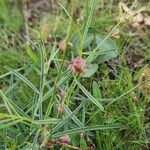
[70,57,86,73]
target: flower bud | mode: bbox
[59,135,70,143]
[70,57,86,73]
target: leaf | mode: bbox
[44,43,59,75]
[70,34,80,49]
[92,81,101,98]
[80,137,88,149]
[26,47,39,63]
[35,118,63,125]
[71,34,94,49]
[53,101,86,133]
[83,34,95,49]
[95,35,118,63]
[82,64,98,77]
[0,68,23,79]
[86,34,118,64]
[5,67,40,94]
[75,80,104,111]
[52,124,123,138]
[43,71,71,102]
[83,0,96,42]
[0,90,16,115]
[32,130,40,150]
[0,120,21,130]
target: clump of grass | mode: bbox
[0,0,150,149]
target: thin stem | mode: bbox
[45,3,74,118]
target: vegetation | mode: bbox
[0,0,150,149]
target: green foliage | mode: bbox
[26,47,40,63]
[82,64,98,77]
[0,50,26,75]
[71,33,118,63]
[75,80,104,111]
[0,0,149,149]
[0,0,23,31]
[92,81,101,98]
[95,35,118,63]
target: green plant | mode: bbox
[0,0,150,149]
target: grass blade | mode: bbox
[53,124,123,138]
[75,80,104,112]
[35,118,63,125]
[5,67,39,94]
[0,120,21,130]
[0,90,16,115]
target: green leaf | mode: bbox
[5,67,40,94]
[83,0,96,42]
[80,137,88,149]
[86,34,118,64]
[71,34,94,50]
[92,81,101,98]
[32,130,40,150]
[26,47,39,63]
[0,90,17,115]
[82,64,98,77]
[95,35,118,63]
[83,34,94,49]
[75,80,104,112]
[35,118,63,125]
[52,124,123,138]
[53,101,86,133]
[0,120,21,130]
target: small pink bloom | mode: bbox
[59,135,70,143]
[70,57,86,73]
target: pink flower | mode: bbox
[70,57,86,73]
[59,135,70,143]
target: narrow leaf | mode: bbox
[53,124,123,138]
[75,80,104,111]
[5,67,39,94]
[92,81,101,98]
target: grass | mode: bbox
[0,0,150,149]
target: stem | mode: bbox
[45,2,74,118]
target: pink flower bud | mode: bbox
[59,135,70,143]
[59,89,65,97]
[70,57,86,73]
